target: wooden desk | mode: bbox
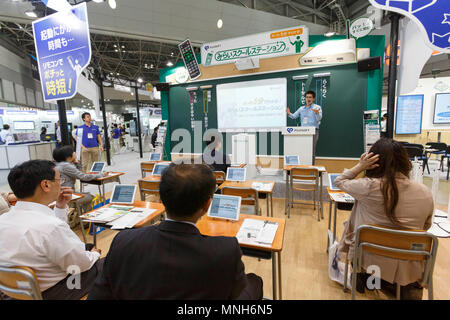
[197,214,286,300]
[326,187,354,251]
[141,175,162,182]
[283,165,326,221]
[81,172,124,202]
[218,180,275,217]
[82,200,166,246]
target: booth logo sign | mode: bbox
[214,42,286,62]
[350,18,374,39]
[287,127,294,133]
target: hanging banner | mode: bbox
[201,26,309,67]
[32,2,92,102]
[294,79,308,126]
[368,0,450,53]
[313,75,330,108]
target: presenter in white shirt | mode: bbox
[0,160,103,300]
[286,90,322,164]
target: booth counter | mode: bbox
[0,142,56,169]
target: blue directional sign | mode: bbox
[369,0,450,52]
[32,2,91,101]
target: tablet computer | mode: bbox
[90,162,106,173]
[226,167,246,182]
[152,163,170,176]
[207,194,241,221]
[110,185,137,204]
[284,155,299,166]
[328,173,340,191]
[149,153,162,161]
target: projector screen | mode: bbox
[217,78,287,131]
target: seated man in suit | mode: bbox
[88,163,263,300]
[0,160,103,300]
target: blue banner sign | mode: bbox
[369,0,449,52]
[32,2,91,101]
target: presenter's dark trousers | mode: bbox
[313,129,319,165]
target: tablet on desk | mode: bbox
[328,173,340,191]
[110,185,136,204]
[90,162,106,173]
[152,163,170,176]
[149,153,162,161]
[207,194,241,221]
[226,167,246,182]
[284,155,299,166]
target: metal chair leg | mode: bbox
[396,283,401,300]
[343,254,349,292]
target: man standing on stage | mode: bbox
[286,90,322,164]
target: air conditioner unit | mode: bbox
[235,57,260,71]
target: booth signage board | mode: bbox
[350,17,374,39]
[46,110,75,115]
[282,126,315,135]
[368,0,450,52]
[32,2,92,102]
[201,26,309,67]
[178,39,201,80]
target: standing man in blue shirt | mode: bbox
[112,124,121,154]
[286,90,322,164]
[75,112,104,172]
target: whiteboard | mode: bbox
[395,95,423,135]
[216,78,287,131]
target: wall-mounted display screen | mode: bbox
[395,95,424,135]
[433,93,450,124]
[13,121,35,130]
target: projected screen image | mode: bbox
[217,78,287,131]
[433,93,450,124]
[395,95,423,135]
[208,195,241,221]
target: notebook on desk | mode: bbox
[207,194,241,221]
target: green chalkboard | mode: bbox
[168,63,367,158]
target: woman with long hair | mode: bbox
[335,138,434,299]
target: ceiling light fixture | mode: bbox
[324,31,336,37]
[108,0,116,9]
[166,61,173,67]
[137,77,143,83]
[92,0,104,3]
[25,10,37,18]
[217,18,223,29]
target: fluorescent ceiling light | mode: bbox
[137,77,143,83]
[167,61,173,67]
[324,31,336,37]
[217,18,223,29]
[25,10,37,18]
[108,0,116,9]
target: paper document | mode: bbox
[80,207,130,223]
[236,218,278,247]
[251,182,273,192]
[48,194,81,207]
[311,166,326,172]
[108,208,157,229]
[329,193,354,203]
[434,209,448,219]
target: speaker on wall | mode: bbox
[357,56,381,72]
[155,82,170,91]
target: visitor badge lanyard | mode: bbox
[203,90,210,130]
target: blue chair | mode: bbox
[405,145,429,174]
[426,142,447,161]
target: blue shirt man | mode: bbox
[286,90,322,164]
[75,112,104,172]
[112,128,121,139]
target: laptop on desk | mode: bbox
[328,173,341,191]
[149,153,162,161]
[226,167,246,182]
[207,194,241,221]
[90,162,106,173]
[284,155,300,166]
[152,163,170,176]
[110,185,137,204]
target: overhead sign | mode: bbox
[350,17,374,39]
[368,0,449,53]
[32,2,92,102]
[178,39,201,80]
[201,26,309,67]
